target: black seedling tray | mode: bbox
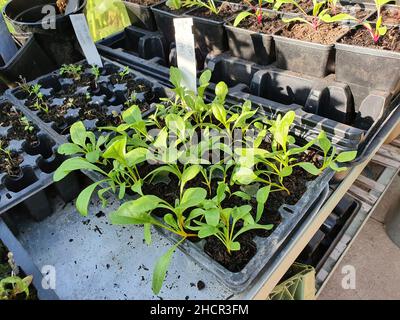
[205,53,399,157]
[156,169,333,293]
[6,58,172,145]
[96,25,168,66]
[7,58,336,293]
[0,97,79,219]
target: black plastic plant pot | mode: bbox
[3,0,87,65]
[335,26,400,94]
[151,1,193,46]
[273,31,337,78]
[3,0,87,36]
[225,10,284,65]
[0,35,57,85]
[96,25,168,64]
[124,0,162,31]
[188,2,244,59]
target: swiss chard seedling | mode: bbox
[362,0,392,43]
[184,0,222,15]
[166,0,183,10]
[277,0,357,30]
[20,116,35,133]
[189,183,273,254]
[234,0,273,26]
[118,66,130,82]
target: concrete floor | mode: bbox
[319,174,400,300]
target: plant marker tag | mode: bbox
[70,14,103,67]
[65,0,80,15]
[0,13,17,64]
[173,18,197,94]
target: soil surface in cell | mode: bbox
[204,234,257,272]
[189,2,242,22]
[235,14,285,33]
[340,26,400,52]
[156,3,191,14]
[265,0,313,13]
[0,103,39,145]
[279,22,349,44]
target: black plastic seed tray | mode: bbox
[96,25,168,67]
[205,53,399,156]
[157,170,333,293]
[0,97,79,218]
[5,58,172,144]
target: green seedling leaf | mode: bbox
[205,208,220,227]
[103,137,127,164]
[76,180,106,216]
[53,158,106,181]
[152,240,182,295]
[86,150,100,163]
[144,223,152,245]
[70,121,87,147]
[180,187,207,209]
[335,151,357,163]
[58,143,83,155]
[233,11,252,27]
[256,186,271,222]
[297,162,321,175]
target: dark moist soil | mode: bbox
[265,0,313,13]
[279,22,349,45]
[156,3,191,14]
[236,14,284,34]
[189,2,242,22]
[0,151,23,176]
[0,103,39,146]
[204,234,257,272]
[126,0,160,5]
[37,94,90,126]
[62,73,95,88]
[340,26,400,52]
[110,73,136,86]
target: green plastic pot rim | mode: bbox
[3,0,87,28]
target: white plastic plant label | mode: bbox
[70,14,103,67]
[65,0,79,14]
[173,18,197,94]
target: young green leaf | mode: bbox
[297,162,321,175]
[233,11,252,27]
[152,240,182,295]
[70,121,88,147]
[76,180,106,216]
[256,186,271,222]
[335,151,357,163]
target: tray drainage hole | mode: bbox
[283,206,294,214]
[6,193,12,200]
